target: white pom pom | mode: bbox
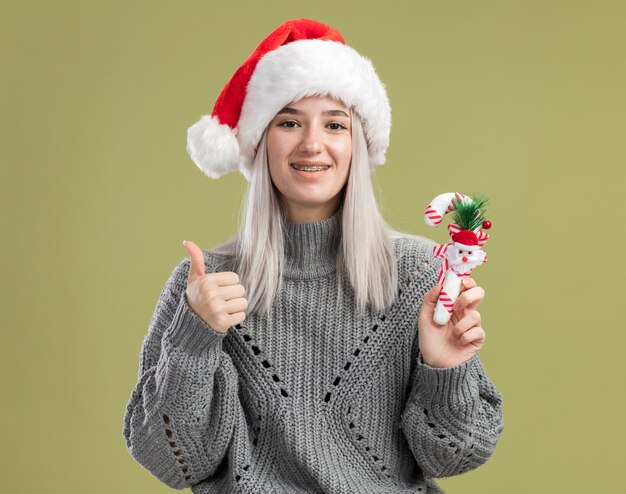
[186,115,240,179]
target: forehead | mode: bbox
[284,95,350,113]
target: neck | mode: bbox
[281,194,343,224]
[282,208,342,279]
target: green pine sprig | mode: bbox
[450,193,489,231]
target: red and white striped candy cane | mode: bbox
[424,192,470,227]
[424,192,478,325]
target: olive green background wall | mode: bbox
[2,1,624,492]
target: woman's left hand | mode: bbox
[417,277,486,368]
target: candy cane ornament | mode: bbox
[423,192,491,325]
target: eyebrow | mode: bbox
[277,107,351,118]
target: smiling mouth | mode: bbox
[290,163,331,172]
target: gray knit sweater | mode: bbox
[122,212,504,493]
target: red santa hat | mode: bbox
[186,18,391,181]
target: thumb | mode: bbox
[182,240,206,285]
[420,283,442,318]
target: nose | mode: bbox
[462,256,468,262]
[298,126,323,154]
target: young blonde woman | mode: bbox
[123,19,504,494]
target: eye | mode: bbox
[278,120,299,128]
[327,122,347,131]
[459,250,464,254]
[469,251,473,255]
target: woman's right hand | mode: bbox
[182,240,247,333]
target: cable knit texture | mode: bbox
[122,211,504,493]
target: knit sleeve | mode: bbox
[122,256,240,489]
[399,242,504,479]
[400,353,504,478]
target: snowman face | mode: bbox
[447,243,486,273]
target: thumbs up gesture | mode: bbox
[182,240,248,333]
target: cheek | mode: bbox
[343,163,352,186]
[331,140,352,183]
[327,135,352,162]
[339,140,352,164]
[266,135,286,175]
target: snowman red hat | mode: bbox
[451,230,480,248]
[186,18,391,181]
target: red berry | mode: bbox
[482,220,492,230]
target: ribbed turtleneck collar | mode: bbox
[282,209,341,279]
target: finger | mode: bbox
[223,297,248,314]
[450,312,460,326]
[453,310,481,337]
[425,283,442,305]
[452,278,474,315]
[462,277,476,289]
[206,271,241,287]
[183,240,206,284]
[419,283,442,320]
[224,311,246,328]
[453,285,485,312]
[211,283,246,301]
[459,326,486,346]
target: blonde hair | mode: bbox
[210,112,400,317]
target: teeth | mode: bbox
[292,164,329,172]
